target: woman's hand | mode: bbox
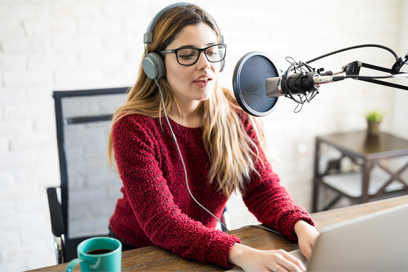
[228,243,306,272]
[294,220,320,260]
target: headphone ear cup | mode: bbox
[142,52,166,79]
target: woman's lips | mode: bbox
[194,79,210,88]
[194,76,212,88]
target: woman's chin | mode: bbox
[192,84,214,100]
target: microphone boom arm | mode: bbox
[339,60,408,91]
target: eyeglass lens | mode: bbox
[177,45,226,65]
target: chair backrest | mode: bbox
[53,87,128,261]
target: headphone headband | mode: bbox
[143,2,224,45]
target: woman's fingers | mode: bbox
[269,250,306,272]
[294,221,320,260]
[268,263,289,272]
[282,250,307,271]
[228,244,307,272]
[300,246,311,260]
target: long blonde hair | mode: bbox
[107,4,266,197]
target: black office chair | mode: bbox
[47,87,128,263]
[46,86,231,263]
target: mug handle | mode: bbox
[66,258,85,272]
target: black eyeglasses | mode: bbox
[159,44,227,66]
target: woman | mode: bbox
[107,3,319,271]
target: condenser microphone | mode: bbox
[265,71,342,98]
[233,45,407,117]
[233,52,346,116]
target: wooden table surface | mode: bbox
[29,195,408,272]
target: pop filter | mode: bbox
[233,51,281,117]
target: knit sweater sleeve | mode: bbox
[241,116,315,241]
[112,114,240,268]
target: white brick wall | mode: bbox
[0,0,407,270]
[392,0,408,139]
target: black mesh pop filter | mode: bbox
[233,51,280,117]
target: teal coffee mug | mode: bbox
[66,237,122,272]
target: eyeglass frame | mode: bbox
[159,44,227,66]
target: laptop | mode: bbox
[226,202,408,271]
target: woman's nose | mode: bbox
[196,51,210,70]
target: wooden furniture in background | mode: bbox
[312,130,408,212]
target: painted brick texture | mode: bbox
[0,0,407,270]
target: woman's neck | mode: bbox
[168,101,203,128]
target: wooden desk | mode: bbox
[29,195,408,272]
[312,130,408,212]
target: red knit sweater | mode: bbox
[109,113,314,268]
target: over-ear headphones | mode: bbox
[142,2,226,80]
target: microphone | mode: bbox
[265,71,343,98]
[233,52,347,116]
[233,46,407,117]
